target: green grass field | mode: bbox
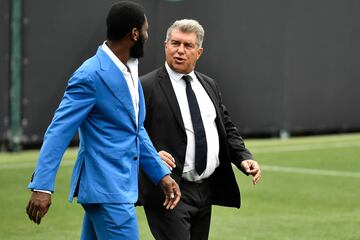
[1,133,359,239]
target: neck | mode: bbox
[106,40,130,65]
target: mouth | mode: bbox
[174,57,185,64]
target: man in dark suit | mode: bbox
[25,2,180,239]
[138,19,261,240]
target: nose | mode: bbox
[177,44,185,54]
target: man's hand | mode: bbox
[241,159,261,185]
[159,175,181,210]
[26,191,51,224]
[159,150,176,171]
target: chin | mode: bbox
[172,65,187,74]
[174,68,187,74]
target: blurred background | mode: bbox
[1,0,360,151]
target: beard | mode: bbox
[130,33,146,58]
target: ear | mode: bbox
[196,47,204,60]
[131,28,140,41]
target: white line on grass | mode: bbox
[3,160,359,179]
[262,165,360,178]
[0,160,74,170]
[251,142,360,153]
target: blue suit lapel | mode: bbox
[138,80,145,124]
[95,47,137,125]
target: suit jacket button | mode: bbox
[133,156,138,160]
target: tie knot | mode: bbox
[182,75,192,85]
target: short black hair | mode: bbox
[106,1,145,41]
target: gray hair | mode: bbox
[165,19,205,47]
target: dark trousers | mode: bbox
[144,179,212,240]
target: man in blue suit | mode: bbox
[25,1,181,239]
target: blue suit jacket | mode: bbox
[28,46,170,204]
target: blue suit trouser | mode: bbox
[80,203,139,240]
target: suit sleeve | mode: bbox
[138,125,171,185]
[28,70,96,192]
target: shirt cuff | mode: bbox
[33,189,52,195]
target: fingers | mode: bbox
[163,161,175,171]
[162,183,175,210]
[169,184,181,209]
[160,176,181,210]
[163,193,173,210]
[36,206,49,224]
[241,161,250,174]
[159,151,176,170]
[241,160,262,185]
[26,200,34,222]
[162,184,181,210]
[250,168,261,185]
[35,210,42,224]
[26,192,51,225]
[26,201,41,224]
[163,196,170,208]
[249,162,261,185]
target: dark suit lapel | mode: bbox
[96,47,136,125]
[195,72,220,113]
[196,72,228,150]
[158,66,185,131]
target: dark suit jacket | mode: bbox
[138,66,253,208]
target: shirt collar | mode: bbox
[165,62,196,82]
[102,41,138,73]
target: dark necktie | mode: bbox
[182,75,207,175]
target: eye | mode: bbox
[170,40,180,46]
[184,42,195,49]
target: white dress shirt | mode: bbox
[102,41,140,126]
[165,63,220,181]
